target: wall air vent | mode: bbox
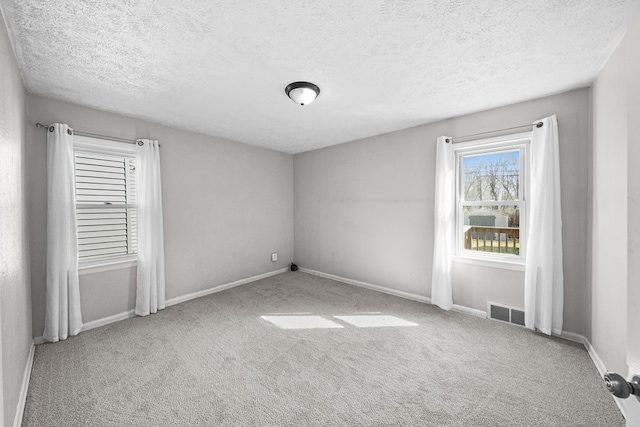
[488,303,525,327]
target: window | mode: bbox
[73,136,137,264]
[455,133,530,263]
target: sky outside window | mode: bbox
[462,150,520,202]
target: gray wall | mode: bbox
[294,89,589,336]
[627,4,640,379]
[590,33,628,375]
[0,9,32,427]
[590,5,640,383]
[27,95,294,337]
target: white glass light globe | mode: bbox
[288,87,318,106]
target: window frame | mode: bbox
[452,131,531,267]
[73,135,138,270]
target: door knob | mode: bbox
[604,372,640,402]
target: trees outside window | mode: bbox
[455,135,529,260]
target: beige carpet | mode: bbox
[23,272,623,426]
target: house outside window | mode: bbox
[73,135,137,266]
[454,133,530,264]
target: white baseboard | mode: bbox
[556,330,586,346]
[583,337,607,377]
[495,313,628,419]
[581,336,640,424]
[165,268,289,307]
[452,304,487,318]
[523,330,635,423]
[297,269,614,358]
[554,334,636,422]
[301,268,494,319]
[617,395,640,426]
[83,310,137,332]
[34,268,290,345]
[14,341,35,427]
[34,310,137,344]
[299,268,431,304]
[300,268,489,319]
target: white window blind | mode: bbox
[75,150,137,260]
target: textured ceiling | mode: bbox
[0,0,628,153]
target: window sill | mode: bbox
[79,256,137,276]
[452,255,525,272]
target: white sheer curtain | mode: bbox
[44,123,83,342]
[135,139,166,316]
[431,136,455,310]
[524,115,563,335]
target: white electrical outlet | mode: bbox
[271,252,277,262]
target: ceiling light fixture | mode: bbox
[285,81,320,106]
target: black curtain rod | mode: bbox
[35,122,146,146]
[446,121,544,143]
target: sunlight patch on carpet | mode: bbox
[334,315,418,328]
[261,315,344,329]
